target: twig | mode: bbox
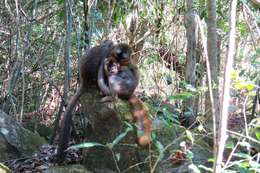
[110,148,121,173]
[122,161,149,173]
[242,6,258,51]
[243,96,249,137]
[227,130,260,145]
[223,142,239,169]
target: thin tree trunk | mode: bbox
[183,0,200,126]
[64,0,72,101]
[83,0,89,49]
[214,0,237,172]
[206,0,219,166]
[206,0,220,123]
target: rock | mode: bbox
[0,110,46,161]
[79,89,148,172]
[23,120,53,140]
[44,164,92,173]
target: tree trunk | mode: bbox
[206,0,220,123]
[183,0,200,126]
[64,0,72,101]
[83,0,90,49]
[214,0,237,171]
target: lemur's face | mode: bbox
[114,44,132,62]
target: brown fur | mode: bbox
[56,40,114,162]
[98,44,152,146]
[98,43,136,99]
[128,95,152,146]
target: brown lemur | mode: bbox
[56,40,114,162]
[56,42,152,163]
[98,43,152,146]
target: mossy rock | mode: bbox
[24,120,53,140]
[45,164,92,173]
[0,110,46,160]
[20,128,46,155]
[77,88,149,172]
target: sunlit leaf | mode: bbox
[186,130,194,144]
[225,141,235,149]
[234,81,255,91]
[255,129,260,141]
[233,152,250,159]
[186,84,197,92]
[116,153,121,161]
[197,125,205,132]
[68,142,105,149]
[186,151,194,160]
[111,122,133,147]
[239,161,250,168]
[230,70,239,80]
[245,83,255,91]
[208,158,215,163]
[168,92,193,100]
[234,82,245,90]
[155,140,164,159]
[239,141,251,148]
[198,165,213,172]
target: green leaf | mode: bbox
[68,142,105,149]
[155,140,164,159]
[110,122,133,147]
[197,125,205,132]
[57,10,65,21]
[237,21,247,37]
[168,92,193,100]
[155,140,164,152]
[233,152,250,159]
[55,0,64,4]
[237,167,250,173]
[186,130,194,144]
[233,81,255,91]
[208,158,215,163]
[239,161,250,168]
[225,141,235,149]
[186,150,194,160]
[116,153,121,161]
[186,84,197,92]
[198,165,213,172]
[245,83,255,91]
[239,141,251,148]
[230,70,239,80]
[255,128,260,141]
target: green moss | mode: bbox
[46,164,92,173]
[19,128,46,155]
